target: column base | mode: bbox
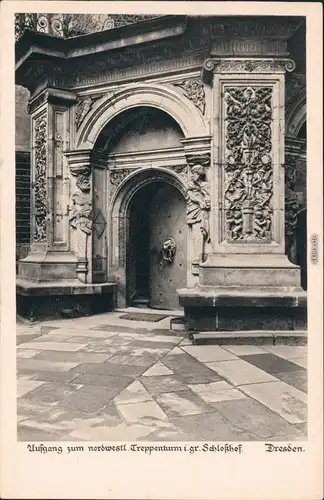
[177,287,307,332]
[16,279,116,321]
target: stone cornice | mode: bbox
[16,16,187,67]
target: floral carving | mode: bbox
[33,115,47,242]
[175,79,205,113]
[224,86,273,242]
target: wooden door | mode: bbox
[149,184,187,309]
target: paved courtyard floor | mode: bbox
[17,308,307,442]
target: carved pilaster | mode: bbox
[197,55,301,290]
[32,114,48,243]
[223,86,273,242]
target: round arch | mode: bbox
[107,167,188,308]
[76,83,209,148]
[286,92,306,138]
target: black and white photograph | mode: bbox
[1,1,323,499]
[14,9,309,442]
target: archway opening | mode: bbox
[126,180,187,310]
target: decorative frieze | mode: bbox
[174,79,205,114]
[33,115,48,243]
[223,86,273,242]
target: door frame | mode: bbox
[108,167,189,308]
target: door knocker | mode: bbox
[162,237,177,263]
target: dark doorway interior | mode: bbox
[127,183,159,307]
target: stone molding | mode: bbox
[28,88,77,115]
[181,136,212,160]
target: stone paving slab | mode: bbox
[16,311,308,441]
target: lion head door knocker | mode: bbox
[162,237,177,263]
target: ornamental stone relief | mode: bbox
[75,95,103,130]
[109,169,140,190]
[284,155,300,262]
[68,163,92,236]
[203,58,296,76]
[186,163,211,244]
[224,86,273,242]
[174,79,205,114]
[33,115,48,242]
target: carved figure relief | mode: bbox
[68,160,93,271]
[224,86,273,241]
[174,79,205,114]
[75,95,103,130]
[69,192,93,236]
[186,163,211,262]
[33,115,48,242]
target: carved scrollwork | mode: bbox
[174,79,205,114]
[203,58,296,76]
[224,86,273,242]
[33,115,48,242]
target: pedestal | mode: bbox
[177,56,307,335]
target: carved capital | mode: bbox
[185,153,211,168]
[65,150,92,193]
[28,88,77,114]
[202,57,296,82]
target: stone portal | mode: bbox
[15,14,306,328]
